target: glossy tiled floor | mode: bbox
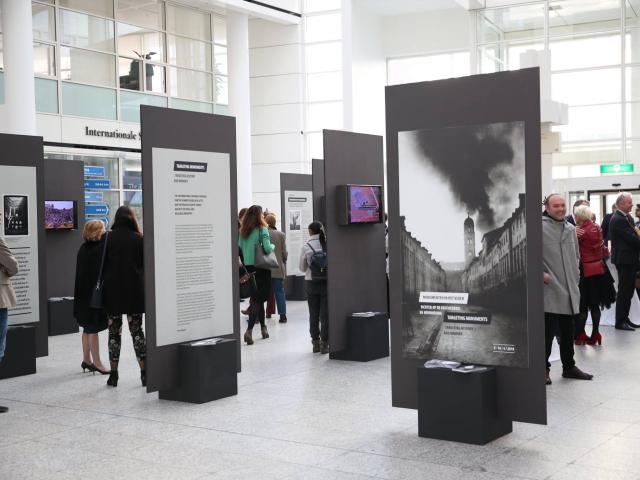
[1,301,640,479]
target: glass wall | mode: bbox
[303,0,343,162]
[12,1,228,120]
[476,0,638,178]
[387,51,471,85]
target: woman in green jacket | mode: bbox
[239,205,274,344]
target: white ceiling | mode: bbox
[359,0,461,16]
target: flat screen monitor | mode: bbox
[348,185,383,224]
[45,200,77,230]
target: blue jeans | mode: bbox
[271,278,287,315]
[0,308,7,361]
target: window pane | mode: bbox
[305,13,341,43]
[305,42,341,73]
[554,140,622,165]
[307,71,342,101]
[62,82,116,120]
[59,0,114,18]
[627,66,640,102]
[214,45,227,75]
[215,75,228,105]
[119,57,141,90]
[116,0,164,30]
[120,90,167,123]
[167,35,212,71]
[506,42,544,70]
[60,46,116,87]
[35,77,58,113]
[306,131,323,160]
[34,43,56,77]
[33,3,55,42]
[306,101,342,131]
[213,16,226,45]
[305,0,341,13]
[166,4,211,42]
[552,69,621,105]
[146,64,165,93]
[477,4,545,44]
[60,9,115,52]
[628,0,640,28]
[215,104,229,115]
[0,72,4,104]
[550,34,621,70]
[123,156,142,189]
[479,45,502,73]
[553,104,622,141]
[549,0,620,37]
[626,102,640,137]
[387,52,469,85]
[117,23,165,62]
[625,28,640,62]
[171,97,213,113]
[123,191,143,228]
[168,67,213,101]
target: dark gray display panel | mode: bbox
[312,159,325,225]
[386,68,546,424]
[141,105,239,394]
[323,130,387,354]
[0,134,47,357]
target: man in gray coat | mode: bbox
[0,211,18,413]
[542,194,593,385]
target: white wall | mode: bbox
[382,8,471,58]
[248,18,305,218]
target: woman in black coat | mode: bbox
[73,220,109,374]
[102,206,146,387]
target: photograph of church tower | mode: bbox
[398,121,529,368]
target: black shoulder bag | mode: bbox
[89,233,108,309]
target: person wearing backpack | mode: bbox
[299,221,328,353]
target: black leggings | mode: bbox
[108,314,146,364]
[247,297,266,329]
[575,306,601,338]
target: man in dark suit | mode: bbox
[601,203,617,245]
[610,192,640,330]
[565,199,588,226]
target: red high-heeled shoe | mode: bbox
[574,331,589,345]
[586,332,602,346]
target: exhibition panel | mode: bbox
[279,173,313,301]
[311,158,326,225]
[140,105,239,395]
[0,133,48,357]
[322,130,387,355]
[386,68,546,425]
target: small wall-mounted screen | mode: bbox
[349,185,383,224]
[45,200,77,230]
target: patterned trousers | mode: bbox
[108,314,146,363]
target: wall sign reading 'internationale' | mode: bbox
[151,147,234,347]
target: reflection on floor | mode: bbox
[1,300,640,479]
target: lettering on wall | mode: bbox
[84,126,141,140]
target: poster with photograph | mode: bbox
[0,166,40,325]
[399,121,528,368]
[284,190,313,276]
[4,195,29,236]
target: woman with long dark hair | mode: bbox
[299,221,328,353]
[238,205,274,344]
[102,206,146,387]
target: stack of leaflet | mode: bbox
[423,359,461,369]
[351,312,385,317]
[190,338,223,347]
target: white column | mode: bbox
[227,11,253,209]
[1,0,36,135]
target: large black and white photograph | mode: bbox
[4,194,29,236]
[399,121,528,368]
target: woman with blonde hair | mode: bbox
[73,220,109,374]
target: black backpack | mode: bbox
[307,242,327,281]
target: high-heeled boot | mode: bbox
[244,329,254,345]
[140,369,147,387]
[586,332,602,345]
[107,370,118,387]
[261,325,269,339]
[574,331,589,345]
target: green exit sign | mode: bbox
[601,163,634,174]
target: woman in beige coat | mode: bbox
[0,216,18,414]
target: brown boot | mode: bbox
[261,325,269,339]
[312,339,320,353]
[244,329,254,345]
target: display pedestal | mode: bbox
[330,312,389,362]
[159,339,237,404]
[48,298,78,336]
[0,326,36,379]
[285,276,307,301]
[417,366,512,445]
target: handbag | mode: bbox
[582,259,605,278]
[253,228,279,270]
[239,263,257,299]
[89,233,108,309]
